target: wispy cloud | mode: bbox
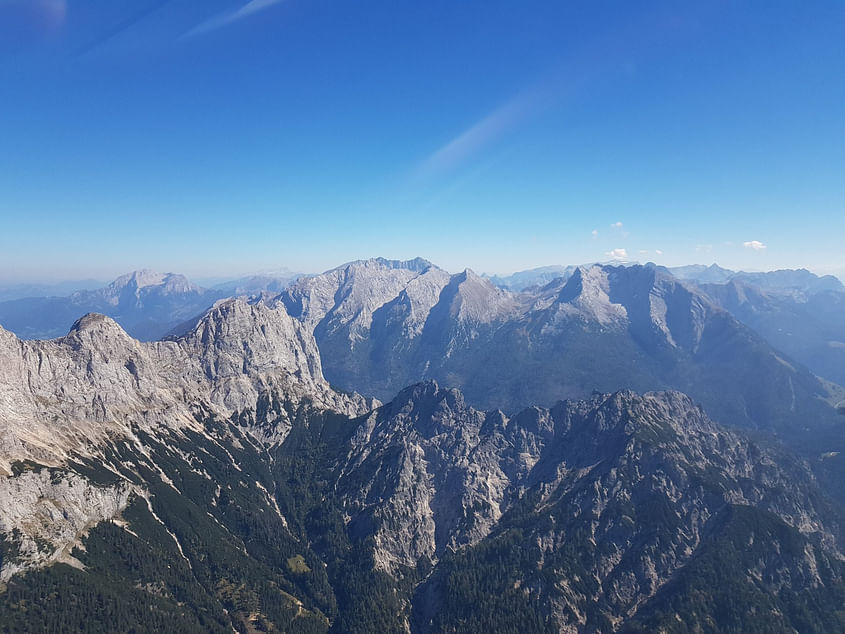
[407,5,714,192]
[73,0,172,56]
[183,0,285,39]
[743,240,767,251]
[655,249,664,255]
[610,221,623,229]
[605,248,628,260]
[591,229,599,239]
[414,90,545,180]
[30,0,67,30]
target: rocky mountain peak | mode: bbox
[372,256,435,273]
[68,312,122,332]
[439,268,518,323]
[158,272,196,294]
[110,269,167,290]
[546,264,626,325]
[336,257,438,278]
[336,381,844,601]
[103,270,199,299]
[65,313,135,347]
[387,380,472,430]
[0,296,370,473]
[280,257,447,343]
[180,297,323,381]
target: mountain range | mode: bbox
[3,260,842,391]
[0,269,298,341]
[277,259,842,439]
[1,302,844,631]
[1,257,845,631]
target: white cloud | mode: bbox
[610,221,624,229]
[183,0,285,38]
[605,248,627,260]
[655,249,664,255]
[743,240,767,251]
[638,250,649,255]
[591,229,599,239]
[696,244,713,253]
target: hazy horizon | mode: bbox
[1,257,842,289]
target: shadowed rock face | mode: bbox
[696,278,845,386]
[335,383,843,571]
[292,382,845,632]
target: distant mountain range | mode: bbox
[485,265,578,291]
[486,262,844,294]
[209,270,304,295]
[0,269,301,341]
[484,262,845,388]
[669,263,845,293]
[0,278,106,302]
[0,270,225,341]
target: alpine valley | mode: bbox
[1,257,845,633]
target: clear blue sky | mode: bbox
[1,0,843,282]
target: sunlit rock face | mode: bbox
[0,298,370,473]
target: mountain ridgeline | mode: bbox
[0,269,301,341]
[0,257,844,632]
[0,270,226,341]
[278,259,842,441]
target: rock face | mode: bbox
[0,298,369,473]
[335,384,842,572]
[274,382,845,633]
[0,469,136,582]
[276,259,842,445]
[0,297,374,593]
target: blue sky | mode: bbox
[1,0,843,282]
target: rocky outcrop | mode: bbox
[0,297,371,471]
[326,383,845,631]
[0,468,137,583]
[335,383,842,582]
